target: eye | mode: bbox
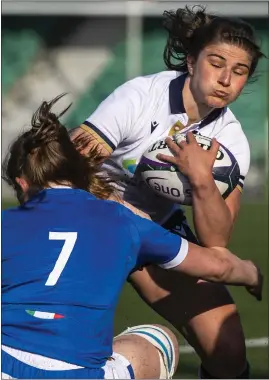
[210,63,222,68]
[234,71,244,76]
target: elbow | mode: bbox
[201,225,234,248]
[201,235,230,249]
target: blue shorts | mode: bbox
[1,346,135,379]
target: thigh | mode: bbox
[129,265,246,366]
[129,209,246,375]
[130,208,236,325]
[130,264,235,326]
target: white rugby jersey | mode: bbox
[81,71,250,223]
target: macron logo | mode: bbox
[151,121,159,134]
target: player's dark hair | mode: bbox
[2,94,116,204]
[163,5,265,77]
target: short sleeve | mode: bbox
[119,206,189,269]
[81,79,148,153]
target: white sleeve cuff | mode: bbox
[158,238,189,269]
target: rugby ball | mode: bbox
[137,133,240,206]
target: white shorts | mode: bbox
[1,344,134,379]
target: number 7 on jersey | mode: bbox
[45,232,78,286]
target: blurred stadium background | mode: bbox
[2,1,268,378]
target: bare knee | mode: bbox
[113,333,160,378]
[152,324,179,369]
[113,324,179,379]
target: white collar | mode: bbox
[46,185,73,189]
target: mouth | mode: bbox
[213,90,229,99]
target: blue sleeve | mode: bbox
[120,206,189,269]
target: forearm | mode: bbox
[177,243,257,287]
[191,174,233,247]
[206,248,256,286]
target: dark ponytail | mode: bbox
[163,5,265,77]
[163,5,212,71]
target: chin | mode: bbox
[205,96,229,109]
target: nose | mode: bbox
[217,69,232,87]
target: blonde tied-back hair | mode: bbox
[2,94,116,203]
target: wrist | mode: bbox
[244,260,258,287]
[189,173,215,191]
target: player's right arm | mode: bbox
[69,79,147,157]
[175,244,262,299]
[125,209,263,300]
[70,80,152,217]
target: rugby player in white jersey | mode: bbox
[70,6,265,379]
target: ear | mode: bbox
[187,55,195,76]
[15,177,29,193]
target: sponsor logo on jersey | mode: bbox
[151,121,159,133]
[26,310,64,319]
[122,159,137,174]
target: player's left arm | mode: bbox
[190,125,250,248]
[157,124,250,248]
[191,178,241,248]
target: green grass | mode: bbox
[2,201,268,378]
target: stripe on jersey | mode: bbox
[238,174,245,192]
[80,121,116,153]
[26,310,64,319]
[236,184,243,193]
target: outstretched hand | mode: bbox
[245,262,263,301]
[156,132,220,186]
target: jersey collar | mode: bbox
[169,72,187,114]
[47,185,73,189]
[169,72,224,128]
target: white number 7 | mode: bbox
[45,232,78,286]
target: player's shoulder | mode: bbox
[212,107,250,177]
[2,206,20,219]
[1,206,22,231]
[120,70,177,97]
[214,107,249,149]
[100,199,136,219]
[101,199,148,229]
[220,107,243,128]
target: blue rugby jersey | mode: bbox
[2,187,187,373]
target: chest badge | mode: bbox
[169,121,185,136]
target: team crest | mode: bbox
[168,121,185,136]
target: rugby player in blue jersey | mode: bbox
[2,95,263,379]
